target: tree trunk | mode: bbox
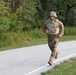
[11,0,16,7]
[44,0,51,19]
[74,10,76,27]
[64,4,70,26]
[65,2,76,26]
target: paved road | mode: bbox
[0,41,76,75]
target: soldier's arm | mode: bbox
[58,21,64,36]
[42,21,48,34]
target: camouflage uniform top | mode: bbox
[43,19,64,35]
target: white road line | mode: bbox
[54,53,76,63]
[24,53,76,75]
[24,64,49,75]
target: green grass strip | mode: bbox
[0,35,76,51]
[41,57,76,75]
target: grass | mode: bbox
[41,57,76,75]
[0,37,47,51]
[0,27,76,51]
[59,35,76,41]
[0,35,76,51]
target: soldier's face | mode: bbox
[50,16,56,21]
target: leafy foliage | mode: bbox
[22,0,37,29]
[0,0,76,32]
[0,1,11,32]
[0,0,76,48]
[36,0,76,25]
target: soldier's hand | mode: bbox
[59,34,62,38]
[44,30,49,34]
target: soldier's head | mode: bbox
[50,11,57,20]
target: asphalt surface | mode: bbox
[0,41,76,75]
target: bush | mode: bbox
[9,20,23,32]
[0,32,33,47]
[0,27,76,48]
[23,28,45,39]
[0,32,14,47]
[64,27,76,35]
[0,17,11,32]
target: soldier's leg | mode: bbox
[51,38,59,59]
[48,37,58,65]
[49,48,58,62]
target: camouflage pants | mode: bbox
[48,34,59,62]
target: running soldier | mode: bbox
[43,11,64,65]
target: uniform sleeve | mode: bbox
[58,21,64,35]
[42,21,47,32]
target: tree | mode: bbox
[37,0,76,26]
[65,2,76,26]
[36,0,52,19]
[22,0,37,29]
[4,0,23,11]
[0,0,11,32]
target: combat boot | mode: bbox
[48,61,53,65]
[55,52,58,59]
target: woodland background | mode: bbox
[0,0,76,48]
